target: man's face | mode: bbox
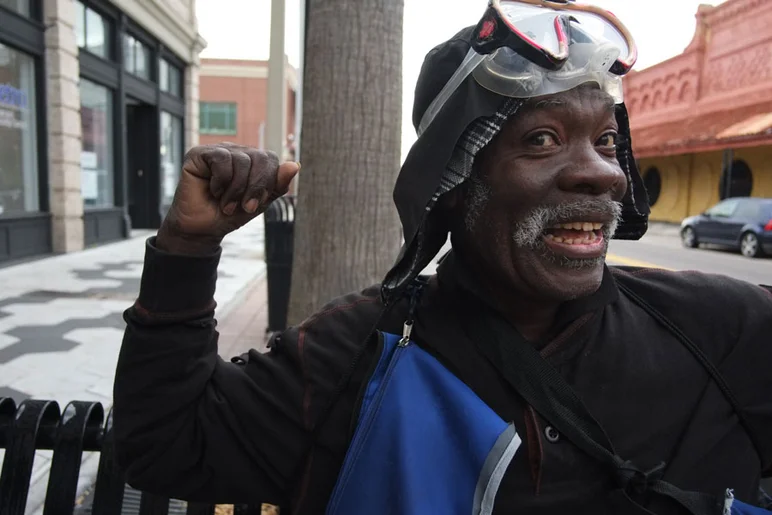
[459,85,627,301]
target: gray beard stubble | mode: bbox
[464,173,622,270]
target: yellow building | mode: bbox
[623,0,772,223]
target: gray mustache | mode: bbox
[513,199,623,248]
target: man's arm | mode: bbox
[111,144,386,506]
[113,238,309,505]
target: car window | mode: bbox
[762,201,772,220]
[734,200,760,220]
[706,199,740,217]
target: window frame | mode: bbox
[159,56,182,97]
[706,199,740,218]
[74,1,114,60]
[122,32,153,81]
[199,101,238,135]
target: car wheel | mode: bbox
[681,227,698,248]
[740,232,763,258]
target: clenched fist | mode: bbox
[156,143,299,255]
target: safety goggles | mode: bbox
[418,0,638,135]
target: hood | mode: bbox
[381,26,650,304]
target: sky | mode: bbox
[195,0,726,160]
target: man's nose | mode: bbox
[556,143,627,198]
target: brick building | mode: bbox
[0,0,206,263]
[199,57,297,160]
[623,0,772,223]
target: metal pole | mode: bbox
[726,148,735,199]
[266,0,287,159]
[721,149,727,200]
[295,0,306,162]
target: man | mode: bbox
[113,2,772,514]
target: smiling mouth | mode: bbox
[541,221,608,260]
[544,222,604,245]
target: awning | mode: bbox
[716,112,772,139]
[630,101,772,158]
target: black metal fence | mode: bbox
[0,397,262,514]
[264,195,296,334]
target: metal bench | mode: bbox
[0,397,262,515]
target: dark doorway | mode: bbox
[719,159,753,200]
[126,98,160,229]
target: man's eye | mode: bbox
[527,132,559,148]
[597,132,618,148]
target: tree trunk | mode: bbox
[286,0,404,325]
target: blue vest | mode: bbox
[325,332,770,515]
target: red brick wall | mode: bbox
[199,75,268,148]
[199,59,298,153]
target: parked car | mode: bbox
[680,197,772,258]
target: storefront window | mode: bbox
[80,79,114,208]
[159,58,168,91]
[0,0,31,17]
[0,43,38,215]
[74,1,111,59]
[159,58,182,96]
[160,111,182,206]
[124,34,151,80]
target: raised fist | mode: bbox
[156,143,299,255]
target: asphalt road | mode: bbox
[607,230,772,286]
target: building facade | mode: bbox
[199,58,297,160]
[0,0,205,263]
[623,0,772,223]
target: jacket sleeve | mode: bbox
[112,237,378,506]
[716,280,772,476]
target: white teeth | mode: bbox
[545,232,602,246]
[553,222,605,231]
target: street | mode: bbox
[608,230,772,286]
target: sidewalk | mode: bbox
[644,221,682,238]
[0,218,269,515]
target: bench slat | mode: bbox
[0,399,266,514]
[43,401,105,515]
[0,399,61,515]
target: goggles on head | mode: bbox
[418,0,639,135]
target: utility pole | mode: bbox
[266,0,287,161]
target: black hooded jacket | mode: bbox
[112,25,772,515]
[114,243,772,513]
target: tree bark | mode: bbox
[286,0,404,324]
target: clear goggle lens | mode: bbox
[496,1,633,66]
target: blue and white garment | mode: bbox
[325,331,521,515]
[325,330,772,514]
[726,491,772,514]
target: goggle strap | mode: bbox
[418,48,485,136]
